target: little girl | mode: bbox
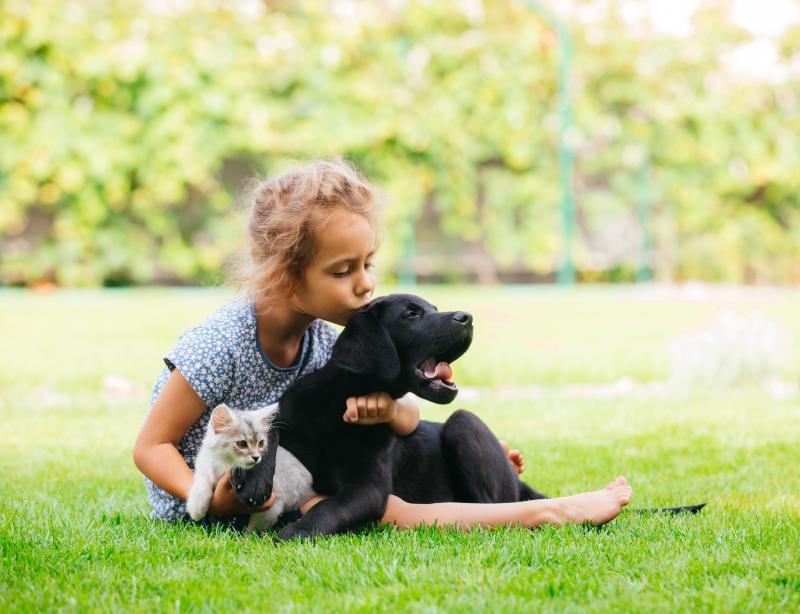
[133,159,632,531]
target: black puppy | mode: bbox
[231,293,546,540]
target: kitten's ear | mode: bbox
[254,404,278,430]
[211,404,234,434]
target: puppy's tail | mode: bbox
[629,503,706,515]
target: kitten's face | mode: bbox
[209,404,275,469]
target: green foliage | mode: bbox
[1,1,798,285]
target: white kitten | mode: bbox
[186,403,316,532]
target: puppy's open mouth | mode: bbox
[412,334,471,396]
[415,357,458,391]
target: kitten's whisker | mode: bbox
[269,420,291,432]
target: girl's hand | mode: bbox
[343,393,420,436]
[206,470,276,517]
[343,392,397,426]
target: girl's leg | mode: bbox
[299,495,327,514]
[297,446,529,515]
[381,477,632,529]
[298,477,632,529]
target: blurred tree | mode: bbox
[1,0,798,286]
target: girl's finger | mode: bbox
[380,393,393,416]
[344,397,358,422]
[367,395,378,418]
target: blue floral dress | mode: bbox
[143,299,338,527]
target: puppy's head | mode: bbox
[330,294,472,403]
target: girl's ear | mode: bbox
[211,404,234,434]
[269,268,297,300]
[272,279,294,299]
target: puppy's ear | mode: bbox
[331,309,401,380]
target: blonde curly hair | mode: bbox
[233,158,380,302]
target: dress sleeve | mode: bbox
[316,320,340,363]
[163,326,234,409]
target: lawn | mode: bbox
[2,285,799,612]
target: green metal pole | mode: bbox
[527,1,576,285]
[635,157,653,282]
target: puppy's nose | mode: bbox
[251,455,261,463]
[453,311,472,325]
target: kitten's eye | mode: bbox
[236,440,248,449]
[257,440,265,449]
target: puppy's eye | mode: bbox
[236,440,248,449]
[404,310,421,319]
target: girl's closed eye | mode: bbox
[332,262,375,278]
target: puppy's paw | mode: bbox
[276,522,317,542]
[230,466,272,508]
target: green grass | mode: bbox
[2,286,800,612]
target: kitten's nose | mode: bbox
[251,455,261,463]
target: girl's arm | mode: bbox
[133,369,273,516]
[390,394,420,436]
[343,392,420,436]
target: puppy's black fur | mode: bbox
[231,294,546,540]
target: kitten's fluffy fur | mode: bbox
[186,403,315,531]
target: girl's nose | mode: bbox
[356,269,374,297]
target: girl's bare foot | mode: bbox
[536,477,632,528]
[499,439,525,474]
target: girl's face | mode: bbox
[290,209,377,326]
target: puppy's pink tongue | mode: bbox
[422,359,453,381]
[434,362,453,381]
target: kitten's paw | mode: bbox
[186,495,208,521]
[247,506,282,532]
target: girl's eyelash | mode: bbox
[333,263,375,278]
